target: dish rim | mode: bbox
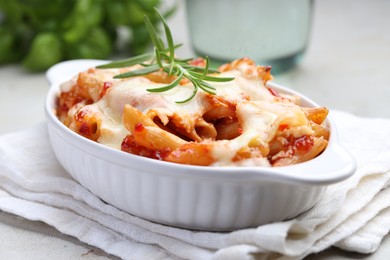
[45,59,357,186]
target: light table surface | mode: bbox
[1,0,390,259]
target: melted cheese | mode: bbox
[76,69,273,149]
[59,58,326,166]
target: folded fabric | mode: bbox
[0,110,389,260]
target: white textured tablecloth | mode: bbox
[0,110,389,260]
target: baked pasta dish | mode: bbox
[56,58,329,167]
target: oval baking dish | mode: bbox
[45,59,356,231]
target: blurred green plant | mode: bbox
[0,0,175,71]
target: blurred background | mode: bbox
[0,0,314,72]
[0,0,176,71]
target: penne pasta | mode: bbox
[304,107,329,125]
[215,117,241,140]
[203,96,236,121]
[123,104,155,132]
[123,104,186,151]
[195,118,218,140]
[73,108,102,141]
[132,125,186,151]
[164,143,214,166]
[311,122,330,140]
[271,136,328,167]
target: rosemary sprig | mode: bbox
[96,8,234,103]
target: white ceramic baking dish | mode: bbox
[45,60,357,231]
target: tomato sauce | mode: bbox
[121,135,171,160]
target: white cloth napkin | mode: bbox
[1,110,390,260]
